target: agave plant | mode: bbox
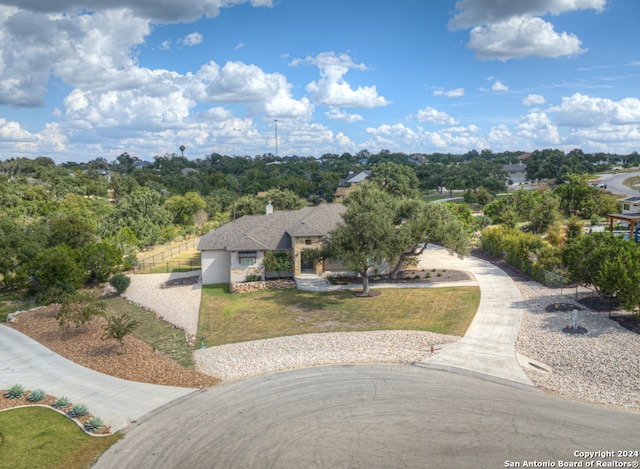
[27,389,46,402]
[52,396,70,409]
[67,402,89,418]
[5,384,26,399]
[84,416,105,432]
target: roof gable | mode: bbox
[198,204,346,252]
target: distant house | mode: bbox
[501,161,528,184]
[620,196,640,215]
[334,170,372,201]
[198,203,349,285]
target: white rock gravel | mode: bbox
[194,331,460,381]
[515,280,640,413]
[123,271,201,337]
[123,268,639,414]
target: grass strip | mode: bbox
[0,407,121,469]
[103,296,195,368]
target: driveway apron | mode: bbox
[418,244,532,385]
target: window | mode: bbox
[624,204,630,211]
[305,239,312,245]
[238,251,257,267]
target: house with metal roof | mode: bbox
[197,203,347,285]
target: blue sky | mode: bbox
[0,0,638,162]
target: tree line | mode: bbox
[1,147,638,305]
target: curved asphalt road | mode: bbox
[597,171,640,197]
[94,365,640,469]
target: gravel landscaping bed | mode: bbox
[123,271,202,337]
[515,280,640,413]
[194,330,460,381]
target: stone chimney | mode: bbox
[266,201,273,215]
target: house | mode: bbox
[501,161,528,184]
[620,196,640,215]
[333,170,371,201]
[607,196,640,241]
[198,203,348,285]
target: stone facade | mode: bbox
[230,279,296,294]
[292,236,324,275]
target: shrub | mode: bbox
[52,396,70,409]
[27,389,46,402]
[5,384,26,399]
[413,275,421,279]
[425,273,431,278]
[57,291,107,329]
[245,275,262,282]
[84,416,105,432]
[437,273,443,277]
[102,313,139,351]
[109,273,131,295]
[68,403,88,418]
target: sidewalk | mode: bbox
[0,325,197,432]
[417,245,532,385]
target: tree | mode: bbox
[370,162,420,198]
[48,213,96,249]
[553,173,599,218]
[322,184,398,296]
[388,200,471,279]
[564,233,640,312]
[57,292,107,329]
[26,245,84,301]
[82,241,123,284]
[164,192,206,226]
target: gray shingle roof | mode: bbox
[198,204,346,251]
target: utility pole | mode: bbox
[274,119,278,157]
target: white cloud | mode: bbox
[292,52,390,108]
[196,61,313,118]
[491,81,509,92]
[1,0,275,23]
[449,0,606,30]
[434,88,465,98]
[412,106,458,125]
[0,118,37,141]
[468,16,584,60]
[0,8,152,106]
[235,41,246,51]
[516,111,561,144]
[449,0,604,60]
[325,108,363,123]
[487,124,514,148]
[523,94,546,106]
[181,31,203,46]
[550,93,640,127]
[196,106,234,121]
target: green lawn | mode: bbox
[0,407,121,469]
[198,284,480,346]
[103,296,195,368]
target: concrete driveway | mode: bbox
[0,325,197,432]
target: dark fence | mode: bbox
[133,259,201,274]
[134,237,201,273]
